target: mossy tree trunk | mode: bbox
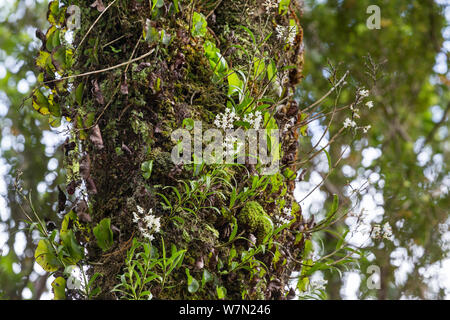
[37,0,307,300]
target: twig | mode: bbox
[42,49,155,85]
[206,0,223,19]
[420,102,450,152]
[102,34,127,49]
[75,0,119,55]
[302,71,349,114]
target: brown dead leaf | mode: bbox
[287,288,296,300]
[80,154,91,180]
[121,143,132,155]
[195,257,204,270]
[57,185,67,213]
[120,75,129,95]
[75,200,92,223]
[120,83,129,95]
[90,125,104,149]
[86,177,98,194]
[91,79,105,105]
[135,62,151,72]
[67,180,81,195]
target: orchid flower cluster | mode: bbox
[65,265,83,290]
[298,279,328,299]
[214,108,240,131]
[273,72,289,97]
[242,110,263,130]
[343,87,374,133]
[262,0,280,13]
[274,206,293,227]
[214,108,263,131]
[282,117,295,134]
[213,109,263,157]
[223,136,244,157]
[275,24,297,47]
[372,222,393,241]
[133,205,161,242]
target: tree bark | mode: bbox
[39,0,306,299]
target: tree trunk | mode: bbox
[36,0,306,300]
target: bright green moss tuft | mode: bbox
[237,201,273,243]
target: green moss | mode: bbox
[130,110,154,147]
[237,201,273,243]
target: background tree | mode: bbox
[300,0,449,299]
[0,0,63,299]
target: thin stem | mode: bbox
[42,49,155,85]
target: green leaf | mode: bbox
[60,229,83,264]
[49,114,61,127]
[336,229,349,250]
[167,249,186,275]
[299,113,308,136]
[297,277,309,292]
[216,286,227,299]
[45,26,60,51]
[185,268,199,293]
[59,211,83,263]
[278,0,291,15]
[303,240,313,259]
[51,45,69,72]
[36,51,52,70]
[88,272,102,291]
[292,201,301,216]
[48,98,61,117]
[141,160,154,180]
[34,239,61,272]
[191,12,207,37]
[267,59,277,82]
[238,25,256,45]
[283,168,296,180]
[228,217,238,242]
[33,85,61,117]
[144,23,160,43]
[160,30,171,45]
[182,118,195,130]
[51,277,66,300]
[32,89,51,115]
[253,57,266,79]
[93,218,114,252]
[201,269,212,288]
[203,41,228,77]
[173,0,180,12]
[228,71,244,98]
[323,149,332,171]
[77,115,87,140]
[152,0,164,10]
[75,83,84,106]
[326,194,339,219]
[47,1,66,26]
[60,211,77,238]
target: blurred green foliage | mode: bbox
[0,0,65,299]
[300,0,449,299]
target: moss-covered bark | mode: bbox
[36,0,308,300]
